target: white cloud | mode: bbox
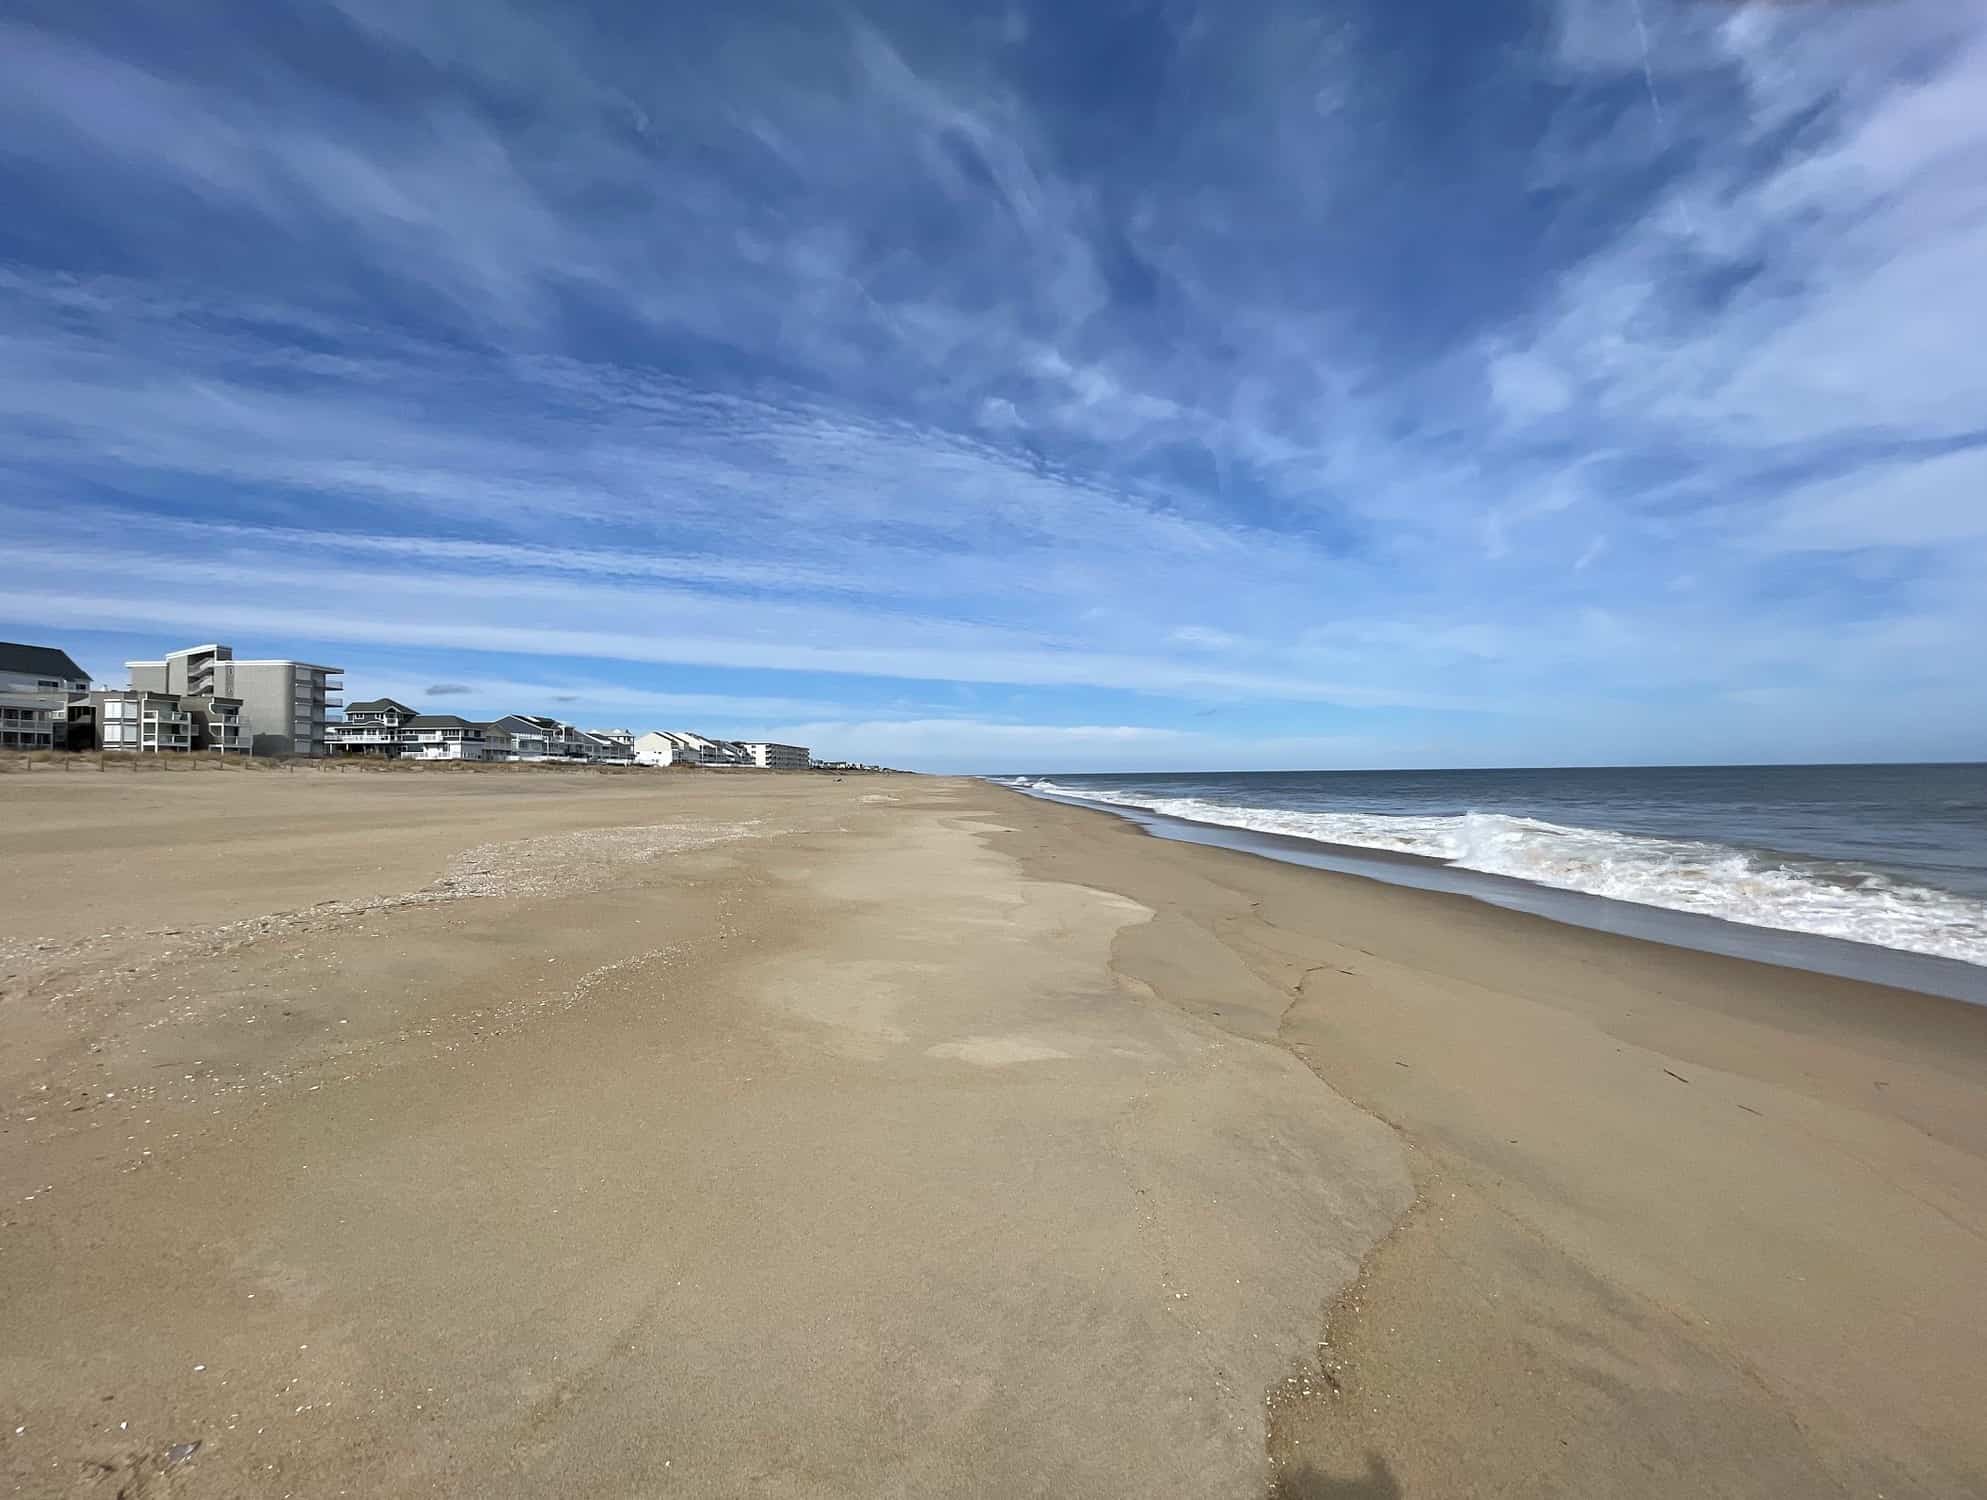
[1509,5,1987,464]
[0,567,1481,711]
[1767,448,1987,552]
[3,3,1984,768]
[1168,626,1242,651]
[1486,350,1572,424]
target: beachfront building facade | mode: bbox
[0,641,92,752]
[631,731,679,766]
[739,741,810,770]
[91,689,247,754]
[128,644,342,757]
[631,729,779,767]
[493,714,594,762]
[96,691,189,753]
[0,642,90,700]
[1,695,61,751]
[587,728,637,762]
[398,715,513,761]
[329,698,419,757]
[658,730,750,766]
[493,714,549,760]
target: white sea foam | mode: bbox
[1007,780,1987,968]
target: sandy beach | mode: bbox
[3,768,1984,1498]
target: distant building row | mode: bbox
[3,639,814,768]
[330,700,636,763]
[330,700,807,768]
[633,730,809,770]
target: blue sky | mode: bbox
[3,0,1983,772]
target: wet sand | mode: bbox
[989,789,1987,1499]
[2,769,1984,1496]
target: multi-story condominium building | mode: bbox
[200,696,248,753]
[328,698,420,757]
[739,741,811,770]
[96,691,190,753]
[398,716,513,761]
[0,641,91,752]
[92,689,247,753]
[127,644,342,757]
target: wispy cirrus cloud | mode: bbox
[1,0,1982,770]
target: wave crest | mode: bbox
[1012,781,1987,968]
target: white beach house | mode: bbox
[329,698,420,757]
[399,715,513,761]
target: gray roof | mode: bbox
[345,697,417,715]
[0,641,88,682]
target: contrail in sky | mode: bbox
[1629,0,1666,127]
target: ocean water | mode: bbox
[993,764,1987,995]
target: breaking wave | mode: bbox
[1002,779,1987,968]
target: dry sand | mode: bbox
[1,769,1983,1497]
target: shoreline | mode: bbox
[984,783,1987,1497]
[5,772,1984,1495]
[1004,780,1987,1006]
